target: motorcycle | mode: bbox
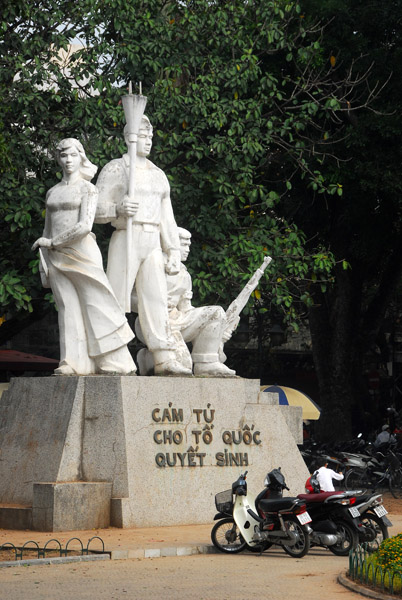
[353,492,392,549]
[302,473,391,553]
[300,442,345,474]
[300,434,374,476]
[211,469,312,558]
[344,449,402,498]
[339,442,379,472]
[297,487,363,555]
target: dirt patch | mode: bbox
[379,492,402,514]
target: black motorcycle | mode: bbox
[352,491,392,549]
[297,488,362,555]
[298,474,391,554]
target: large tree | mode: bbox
[285,0,402,439]
[1,0,391,432]
[0,0,99,338]
[0,0,349,342]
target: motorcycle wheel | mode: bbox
[211,518,247,554]
[328,520,359,556]
[282,517,310,558]
[389,468,402,499]
[360,512,388,550]
[344,468,368,491]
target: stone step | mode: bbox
[0,504,32,530]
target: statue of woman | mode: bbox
[32,138,136,375]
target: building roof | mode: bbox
[0,350,58,371]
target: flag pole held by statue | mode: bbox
[121,81,147,312]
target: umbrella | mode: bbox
[261,385,321,420]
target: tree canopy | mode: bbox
[284,0,402,438]
[2,0,401,440]
[1,0,355,331]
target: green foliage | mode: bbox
[287,0,402,439]
[297,0,402,344]
[350,540,402,596]
[0,272,32,312]
[0,0,361,334]
[76,0,347,327]
[0,0,90,314]
[378,534,402,571]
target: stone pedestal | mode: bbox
[32,482,112,531]
[0,376,308,530]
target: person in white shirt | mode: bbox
[315,459,344,492]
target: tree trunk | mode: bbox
[309,265,362,441]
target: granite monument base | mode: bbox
[0,376,308,531]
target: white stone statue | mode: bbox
[95,116,192,376]
[137,227,237,377]
[32,138,136,375]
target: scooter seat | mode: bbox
[258,497,301,512]
[297,492,344,502]
[353,494,371,502]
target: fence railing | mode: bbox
[349,543,402,596]
[0,536,105,561]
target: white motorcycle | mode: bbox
[211,469,312,558]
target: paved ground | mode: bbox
[0,509,400,600]
[0,522,216,559]
[0,548,364,600]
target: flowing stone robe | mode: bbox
[41,179,134,374]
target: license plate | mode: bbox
[349,507,360,518]
[374,505,388,517]
[297,511,312,525]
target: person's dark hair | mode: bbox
[316,458,328,469]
